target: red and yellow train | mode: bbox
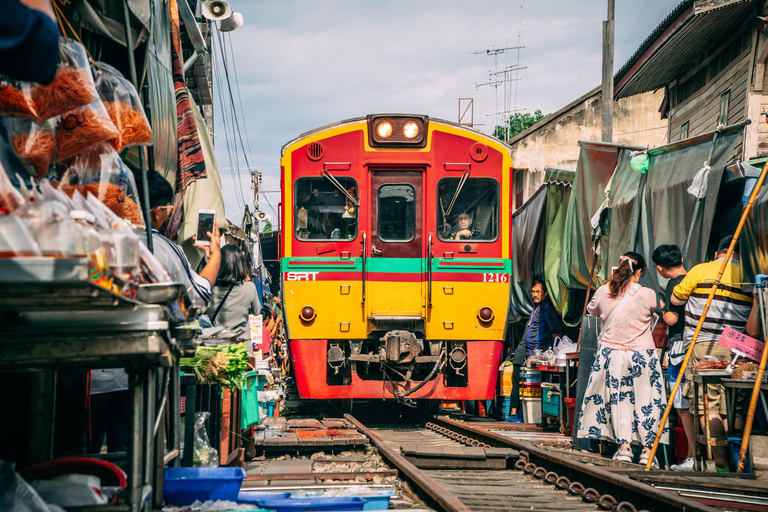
[280,114,512,402]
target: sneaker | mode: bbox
[670,457,695,472]
[639,450,659,468]
[612,447,632,462]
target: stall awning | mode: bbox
[510,185,548,318]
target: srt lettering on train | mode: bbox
[286,271,319,281]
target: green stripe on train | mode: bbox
[281,257,510,274]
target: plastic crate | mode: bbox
[542,384,560,417]
[238,491,291,503]
[241,371,261,429]
[255,497,366,511]
[520,387,542,398]
[163,467,246,505]
[521,369,541,383]
[729,437,752,473]
[500,396,511,417]
[501,367,514,395]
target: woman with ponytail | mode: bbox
[576,251,669,466]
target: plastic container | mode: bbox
[500,396,511,418]
[101,222,139,281]
[255,497,366,512]
[238,491,291,503]
[501,367,514,395]
[0,209,41,257]
[729,437,751,473]
[163,467,246,505]
[36,215,87,257]
[521,382,542,398]
[358,490,393,511]
[521,369,541,383]
[241,371,261,429]
[542,383,560,417]
[521,397,541,424]
[290,490,392,511]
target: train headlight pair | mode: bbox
[375,120,420,140]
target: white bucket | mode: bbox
[521,396,542,424]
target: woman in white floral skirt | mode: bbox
[576,251,669,466]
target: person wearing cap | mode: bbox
[451,211,483,240]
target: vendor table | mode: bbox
[0,299,181,512]
[690,371,730,472]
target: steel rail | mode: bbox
[434,416,720,512]
[343,414,471,512]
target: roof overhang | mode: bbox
[614,0,758,100]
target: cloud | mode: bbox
[212,0,678,220]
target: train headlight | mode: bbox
[375,120,394,139]
[478,307,494,323]
[300,306,316,322]
[402,121,420,140]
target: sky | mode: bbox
[211,0,680,226]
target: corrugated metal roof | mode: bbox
[614,0,757,99]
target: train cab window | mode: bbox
[378,184,416,242]
[437,177,499,242]
[294,177,358,241]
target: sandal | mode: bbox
[612,446,632,462]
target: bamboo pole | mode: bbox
[737,287,768,472]
[644,156,768,471]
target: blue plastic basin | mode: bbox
[238,490,291,503]
[357,490,393,511]
[163,467,246,505]
[256,496,366,511]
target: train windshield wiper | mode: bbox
[322,171,359,207]
[445,171,470,216]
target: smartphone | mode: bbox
[196,209,216,246]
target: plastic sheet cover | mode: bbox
[510,185,547,318]
[639,129,741,289]
[557,142,626,321]
[742,171,768,282]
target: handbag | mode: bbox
[668,333,687,365]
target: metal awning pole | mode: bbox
[123,0,153,252]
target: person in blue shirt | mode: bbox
[500,279,563,422]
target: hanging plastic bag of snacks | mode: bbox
[94,63,152,152]
[0,161,24,212]
[31,38,98,123]
[0,77,37,119]
[4,118,57,179]
[55,101,119,162]
[58,143,145,228]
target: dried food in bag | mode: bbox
[55,101,119,162]
[58,143,144,227]
[0,77,37,118]
[5,118,56,179]
[95,63,152,151]
[31,39,97,122]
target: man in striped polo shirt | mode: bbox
[672,236,752,471]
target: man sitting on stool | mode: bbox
[500,279,562,422]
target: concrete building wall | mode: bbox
[508,89,667,208]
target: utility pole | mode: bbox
[601,0,615,143]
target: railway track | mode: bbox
[344,414,721,512]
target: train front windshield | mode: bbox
[437,177,500,242]
[294,176,358,241]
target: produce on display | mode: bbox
[31,39,97,123]
[0,78,37,118]
[180,344,250,391]
[5,118,57,179]
[95,63,152,152]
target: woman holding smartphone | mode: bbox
[206,244,262,339]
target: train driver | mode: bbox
[451,211,483,240]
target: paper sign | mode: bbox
[249,314,263,355]
[718,327,764,362]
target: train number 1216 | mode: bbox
[483,273,508,283]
